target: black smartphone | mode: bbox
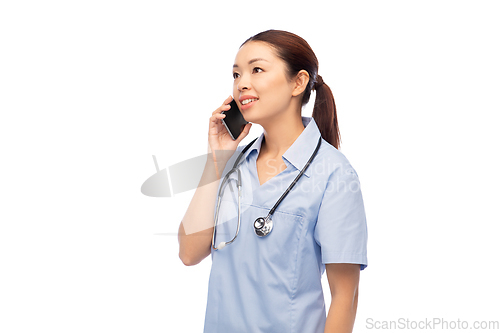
[221,98,249,140]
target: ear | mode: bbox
[291,70,310,97]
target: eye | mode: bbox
[233,72,240,79]
[253,67,263,73]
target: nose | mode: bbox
[237,73,250,92]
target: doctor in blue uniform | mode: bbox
[199,30,367,333]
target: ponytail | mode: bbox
[312,75,341,149]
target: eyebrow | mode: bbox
[233,58,269,68]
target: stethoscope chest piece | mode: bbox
[254,216,273,237]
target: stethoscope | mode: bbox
[212,136,322,250]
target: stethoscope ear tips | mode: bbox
[217,242,227,250]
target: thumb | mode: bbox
[237,123,252,141]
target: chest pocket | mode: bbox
[243,206,306,293]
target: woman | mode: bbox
[178,29,368,333]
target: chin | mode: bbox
[241,111,261,125]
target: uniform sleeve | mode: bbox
[313,169,368,270]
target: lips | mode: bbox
[241,98,258,105]
[239,95,259,111]
[240,99,257,111]
[239,95,258,103]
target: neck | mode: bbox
[260,113,305,158]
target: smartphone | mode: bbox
[221,98,249,140]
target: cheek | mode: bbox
[256,78,278,96]
[266,74,289,93]
[264,81,290,102]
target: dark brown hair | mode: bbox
[241,29,341,149]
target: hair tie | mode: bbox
[314,75,324,90]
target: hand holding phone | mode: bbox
[207,96,252,160]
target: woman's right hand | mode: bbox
[208,95,252,158]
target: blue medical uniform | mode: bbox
[204,116,368,333]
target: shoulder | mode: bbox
[315,138,359,180]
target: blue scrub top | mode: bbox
[204,116,368,333]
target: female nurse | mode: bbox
[178,29,368,333]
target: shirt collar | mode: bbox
[237,116,322,178]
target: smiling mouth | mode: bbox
[241,98,259,105]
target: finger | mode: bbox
[209,113,226,124]
[216,96,232,111]
[212,113,226,120]
[219,96,233,109]
[223,95,233,105]
[236,123,252,141]
[212,103,231,116]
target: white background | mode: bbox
[1,0,499,332]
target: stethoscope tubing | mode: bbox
[268,136,322,216]
[212,138,257,250]
[212,167,242,249]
